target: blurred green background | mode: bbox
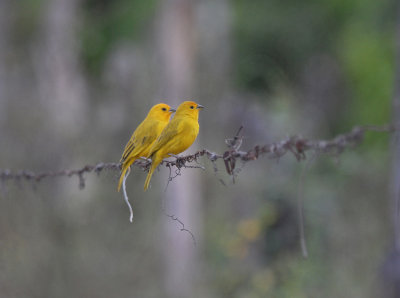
[0,0,398,297]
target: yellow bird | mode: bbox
[117,103,176,191]
[144,101,204,190]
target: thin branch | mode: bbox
[163,212,197,247]
[160,191,197,246]
[164,165,182,192]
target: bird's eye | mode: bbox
[162,107,167,111]
[190,106,194,109]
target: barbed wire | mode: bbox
[0,124,395,187]
[0,162,119,189]
[0,123,395,254]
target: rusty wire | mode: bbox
[0,123,395,254]
[0,124,395,188]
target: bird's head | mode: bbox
[175,101,204,119]
[148,103,176,122]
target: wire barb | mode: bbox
[0,124,395,255]
[0,124,395,185]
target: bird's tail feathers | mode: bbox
[144,155,161,191]
[117,165,129,192]
[143,165,154,191]
[117,157,136,191]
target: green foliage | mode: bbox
[339,24,394,124]
[232,0,395,120]
[232,0,395,150]
[81,0,157,75]
[335,0,395,147]
[232,0,345,93]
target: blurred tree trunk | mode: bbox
[383,4,400,298]
[156,1,204,297]
[196,0,233,144]
[0,0,10,125]
[31,1,87,296]
[34,0,87,136]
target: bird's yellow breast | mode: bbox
[172,118,199,154]
[158,116,199,158]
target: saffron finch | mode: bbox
[144,101,204,190]
[117,103,176,191]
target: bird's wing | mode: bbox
[147,118,182,157]
[120,120,161,162]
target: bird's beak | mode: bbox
[196,104,204,109]
[169,108,176,112]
